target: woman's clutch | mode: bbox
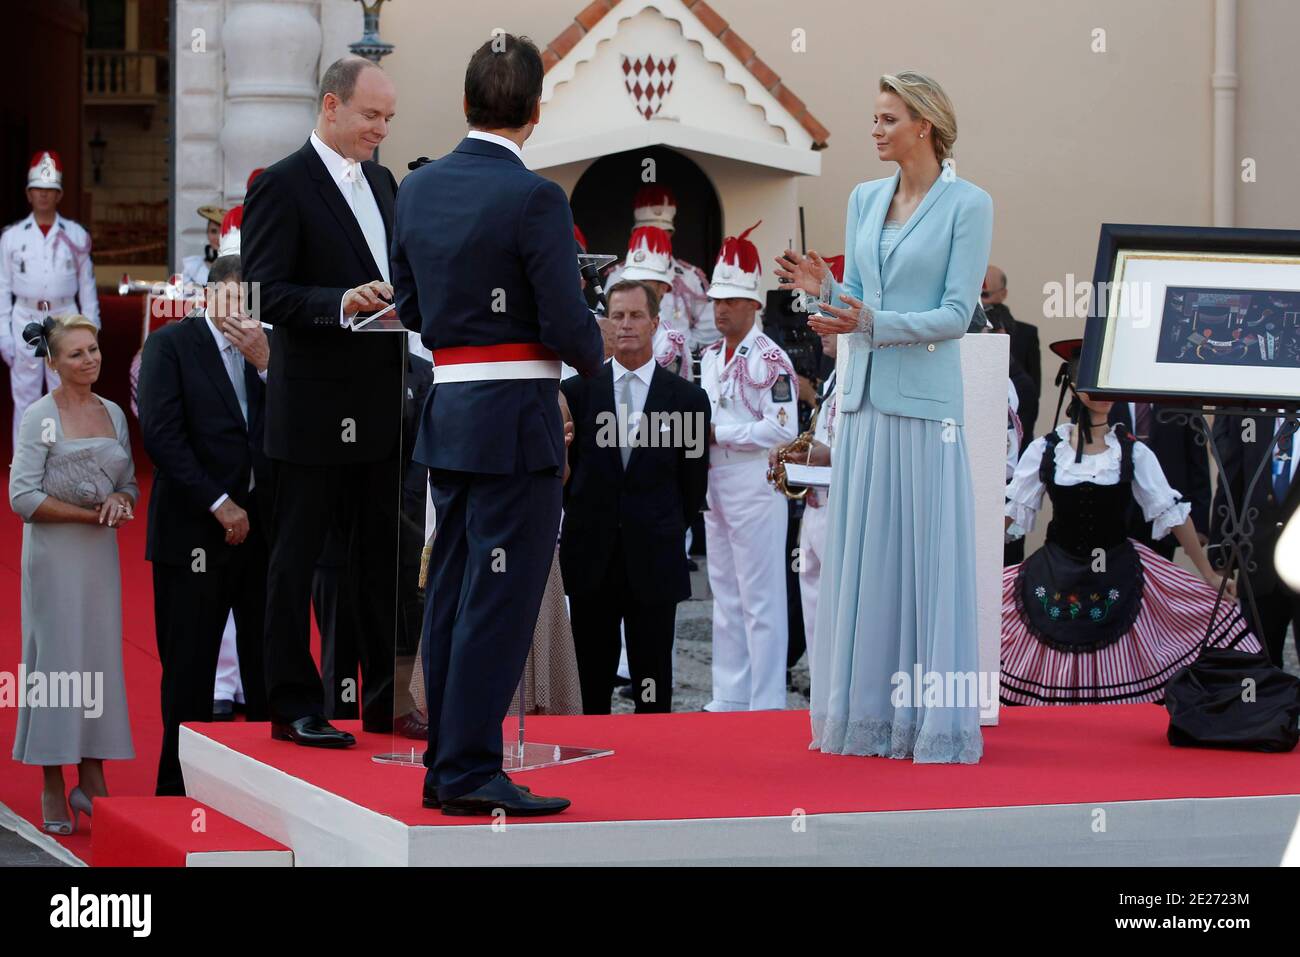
[43,447,114,507]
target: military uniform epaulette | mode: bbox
[708,339,724,352]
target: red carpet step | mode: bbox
[91,796,290,867]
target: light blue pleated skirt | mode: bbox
[809,391,983,764]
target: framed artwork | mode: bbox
[1078,223,1300,406]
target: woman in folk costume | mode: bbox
[1000,339,1260,705]
[180,204,226,287]
[776,72,990,763]
[610,225,690,379]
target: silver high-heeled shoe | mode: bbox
[68,787,94,829]
[41,794,74,835]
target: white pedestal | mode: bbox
[959,333,1009,726]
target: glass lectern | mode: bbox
[351,304,614,772]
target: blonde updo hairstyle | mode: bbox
[45,314,100,366]
[879,71,957,165]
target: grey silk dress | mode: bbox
[9,392,137,765]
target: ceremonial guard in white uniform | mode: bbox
[621,185,718,350]
[607,225,690,379]
[700,224,797,711]
[797,339,839,663]
[0,151,100,447]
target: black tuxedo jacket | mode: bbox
[1211,412,1300,596]
[138,312,271,566]
[241,139,403,465]
[559,363,711,606]
[1109,402,1212,541]
[990,303,1041,438]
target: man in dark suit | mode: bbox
[241,56,403,747]
[982,265,1040,450]
[390,35,603,815]
[1212,411,1300,666]
[1109,401,1211,559]
[560,280,710,714]
[138,254,270,794]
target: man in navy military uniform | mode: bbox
[391,34,603,816]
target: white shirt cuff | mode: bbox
[210,493,229,513]
[257,369,268,383]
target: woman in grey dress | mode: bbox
[9,315,137,832]
[775,72,992,764]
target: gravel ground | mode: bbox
[609,559,810,714]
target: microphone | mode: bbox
[578,244,608,314]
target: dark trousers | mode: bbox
[569,535,678,715]
[264,457,397,728]
[1251,582,1300,667]
[153,527,269,795]
[422,465,561,801]
[312,529,360,720]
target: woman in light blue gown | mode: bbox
[776,72,992,763]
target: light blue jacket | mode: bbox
[826,171,993,425]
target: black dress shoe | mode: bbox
[438,774,564,816]
[270,715,356,748]
[212,699,235,722]
[394,710,429,740]
[422,775,531,809]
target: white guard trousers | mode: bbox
[703,456,789,711]
[8,305,62,449]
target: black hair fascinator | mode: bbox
[22,316,56,358]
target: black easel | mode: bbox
[1157,405,1299,645]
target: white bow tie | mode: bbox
[341,159,362,184]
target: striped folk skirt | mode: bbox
[1000,540,1261,705]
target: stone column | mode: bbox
[173,0,228,271]
[219,0,323,208]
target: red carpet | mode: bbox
[4,460,1298,858]
[91,797,287,867]
[195,705,1300,827]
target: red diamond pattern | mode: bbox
[620,54,676,120]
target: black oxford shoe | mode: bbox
[423,775,531,809]
[270,715,356,748]
[437,773,567,817]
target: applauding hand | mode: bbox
[809,294,872,336]
[773,249,830,297]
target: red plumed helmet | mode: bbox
[218,205,243,257]
[633,184,677,232]
[707,221,764,304]
[27,151,63,191]
[621,226,674,283]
